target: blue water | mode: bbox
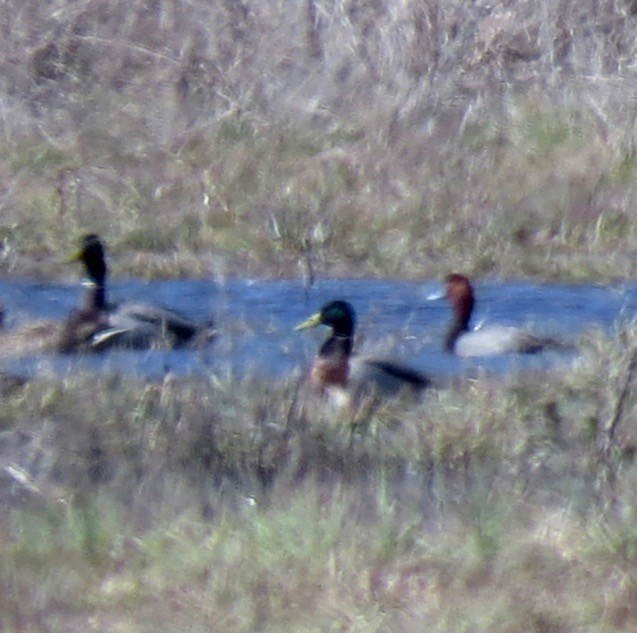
[0,277,635,380]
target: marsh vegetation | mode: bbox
[3,328,637,631]
[0,0,636,280]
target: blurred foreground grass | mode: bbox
[2,326,637,630]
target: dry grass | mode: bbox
[1,325,637,630]
[0,0,635,280]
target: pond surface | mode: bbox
[0,277,635,381]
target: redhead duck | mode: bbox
[444,273,563,357]
[66,234,214,350]
[295,299,431,406]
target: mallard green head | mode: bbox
[295,300,356,337]
[69,234,107,286]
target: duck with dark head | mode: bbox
[444,273,566,357]
[296,299,433,408]
[64,233,215,351]
[0,234,215,357]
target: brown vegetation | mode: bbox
[0,0,635,280]
[2,325,637,630]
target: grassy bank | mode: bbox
[0,0,635,281]
[1,326,637,630]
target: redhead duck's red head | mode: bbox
[445,273,475,330]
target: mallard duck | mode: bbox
[64,233,215,351]
[0,235,214,356]
[295,299,431,406]
[444,273,564,357]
